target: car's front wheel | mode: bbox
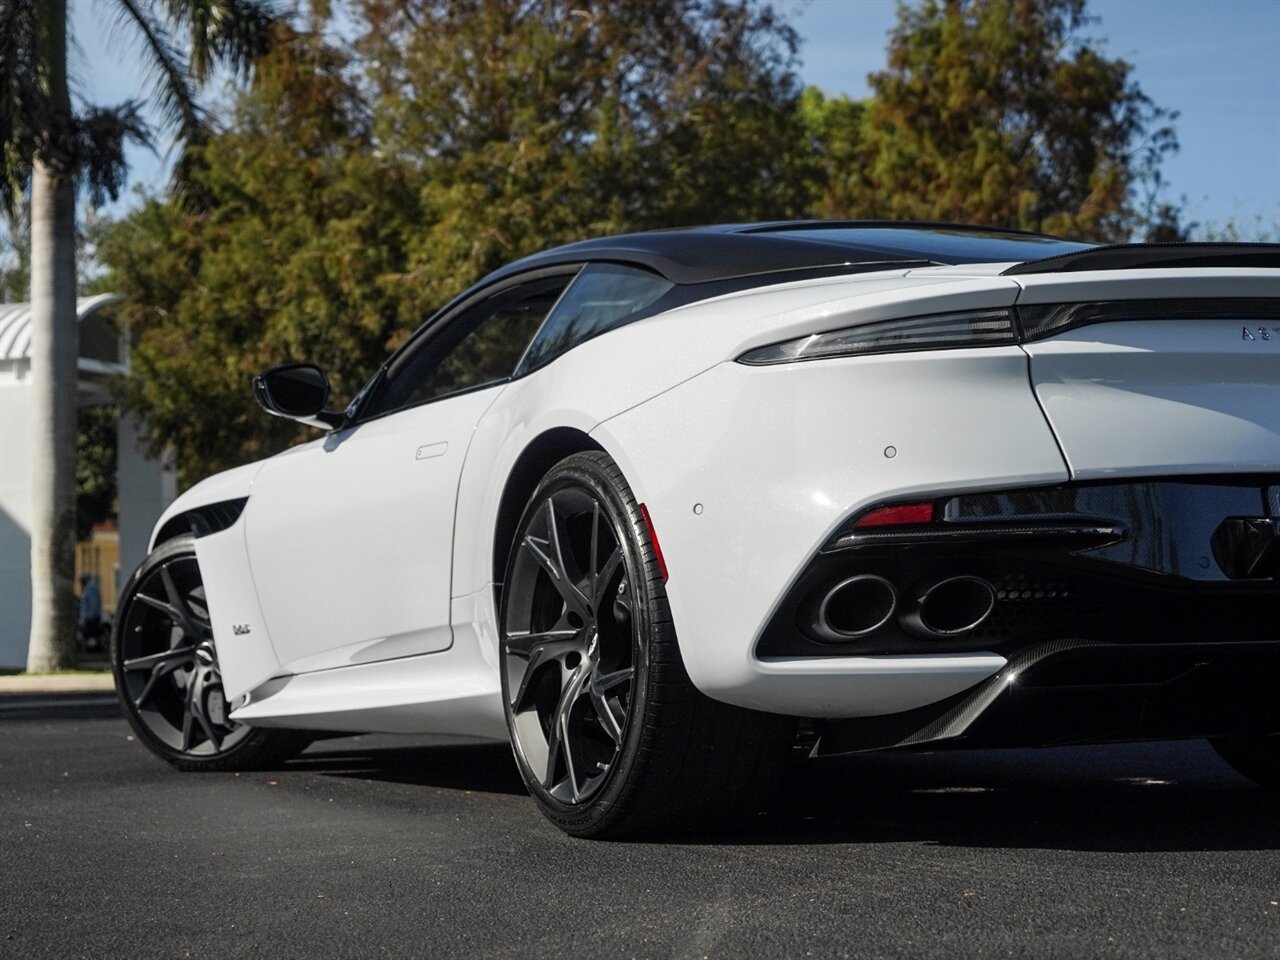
[111,535,311,771]
[499,451,796,838]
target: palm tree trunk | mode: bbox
[26,0,78,673]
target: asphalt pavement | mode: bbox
[2,691,1279,960]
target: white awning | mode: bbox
[0,294,126,372]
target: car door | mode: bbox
[241,272,575,675]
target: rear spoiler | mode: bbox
[1003,242,1280,275]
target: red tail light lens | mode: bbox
[853,502,935,528]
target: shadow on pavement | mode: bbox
[748,744,1280,854]
[291,735,1280,853]
[289,740,528,795]
[12,692,1276,854]
[0,692,121,720]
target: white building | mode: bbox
[0,296,175,668]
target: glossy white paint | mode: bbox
[593,346,1067,715]
[143,261,1280,733]
[192,523,280,700]
[1024,320,1280,478]
[752,654,1007,718]
[231,641,507,739]
[1010,270,1280,480]
[242,386,501,683]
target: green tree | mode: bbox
[0,0,275,670]
[104,28,420,485]
[75,405,118,542]
[359,0,815,305]
[808,0,1178,240]
[0,213,31,300]
[103,1,817,481]
[798,87,866,220]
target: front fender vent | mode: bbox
[153,497,249,546]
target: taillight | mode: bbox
[853,502,935,528]
[1016,297,1280,340]
[736,308,1017,365]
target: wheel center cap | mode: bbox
[195,640,216,666]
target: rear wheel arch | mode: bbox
[492,427,605,603]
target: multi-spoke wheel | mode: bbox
[499,451,797,838]
[111,535,310,771]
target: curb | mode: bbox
[0,673,116,695]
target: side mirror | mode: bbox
[253,363,344,430]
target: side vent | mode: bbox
[153,497,249,546]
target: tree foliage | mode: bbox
[0,213,29,300]
[75,405,117,541]
[0,0,277,215]
[359,0,814,306]
[105,1,817,482]
[806,0,1178,240]
[103,28,414,484]
[101,0,1188,484]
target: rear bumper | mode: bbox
[815,640,1280,755]
[761,476,1279,737]
[759,477,1280,661]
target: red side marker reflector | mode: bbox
[638,503,669,582]
[854,502,935,529]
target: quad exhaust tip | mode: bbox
[817,575,898,639]
[904,576,997,638]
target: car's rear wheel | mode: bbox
[499,451,796,838]
[111,535,311,771]
[1211,735,1280,789]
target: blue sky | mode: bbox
[72,0,1280,236]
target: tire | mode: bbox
[111,535,311,771]
[1210,735,1280,789]
[499,450,797,839]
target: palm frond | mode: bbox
[0,0,38,216]
[161,0,280,82]
[74,99,151,207]
[111,0,204,141]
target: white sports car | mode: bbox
[111,222,1280,837]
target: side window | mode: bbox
[517,263,674,374]
[367,275,572,417]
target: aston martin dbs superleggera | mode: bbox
[111,222,1280,837]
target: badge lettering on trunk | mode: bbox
[1243,326,1277,341]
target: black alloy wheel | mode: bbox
[499,451,797,839]
[502,480,636,806]
[111,535,310,771]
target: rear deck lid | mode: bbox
[1013,270,1280,479]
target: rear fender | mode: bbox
[592,346,1068,716]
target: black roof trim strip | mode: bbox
[485,231,933,286]
[1002,242,1280,275]
[740,219,1052,238]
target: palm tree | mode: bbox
[0,0,276,671]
